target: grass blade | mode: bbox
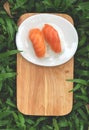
[53,118,59,130]
[0,72,16,81]
[0,50,20,59]
[67,79,88,86]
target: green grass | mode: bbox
[0,0,89,129]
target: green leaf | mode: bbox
[12,112,26,128]
[78,34,87,47]
[0,120,10,126]
[0,111,12,120]
[42,0,54,8]
[5,17,15,40]
[67,79,88,86]
[59,118,69,127]
[77,45,89,55]
[0,17,5,25]
[75,70,89,77]
[54,0,61,8]
[46,125,53,130]
[12,112,19,122]
[6,98,16,108]
[78,2,89,11]
[0,81,3,91]
[73,102,83,111]
[69,84,80,92]
[74,115,80,130]
[78,108,88,121]
[75,95,88,102]
[79,120,84,130]
[53,118,59,130]
[26,118,35,125]
[35,2,44,12]
[13,0,27,10]
[77,58,89,67]
[34,117,47,127]
[0,72,16,81]
[80,87,87,95]
[29,127,36,130]
[18,112,25,126]
[64,0,75,8]
[0,50,20,59]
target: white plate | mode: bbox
[16,13,78,66]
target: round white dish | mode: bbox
[16,13,78,66]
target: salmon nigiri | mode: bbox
[29,28,46,57]
[42,24,61,53]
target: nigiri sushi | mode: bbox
[29,28,46,57]
[42,24,61,53]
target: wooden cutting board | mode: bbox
[17,13,74,116]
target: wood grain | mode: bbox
[17,13,74,116]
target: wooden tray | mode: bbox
[17,13,74,116]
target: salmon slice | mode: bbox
[29,28,46,57]
[42,24,61,53]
